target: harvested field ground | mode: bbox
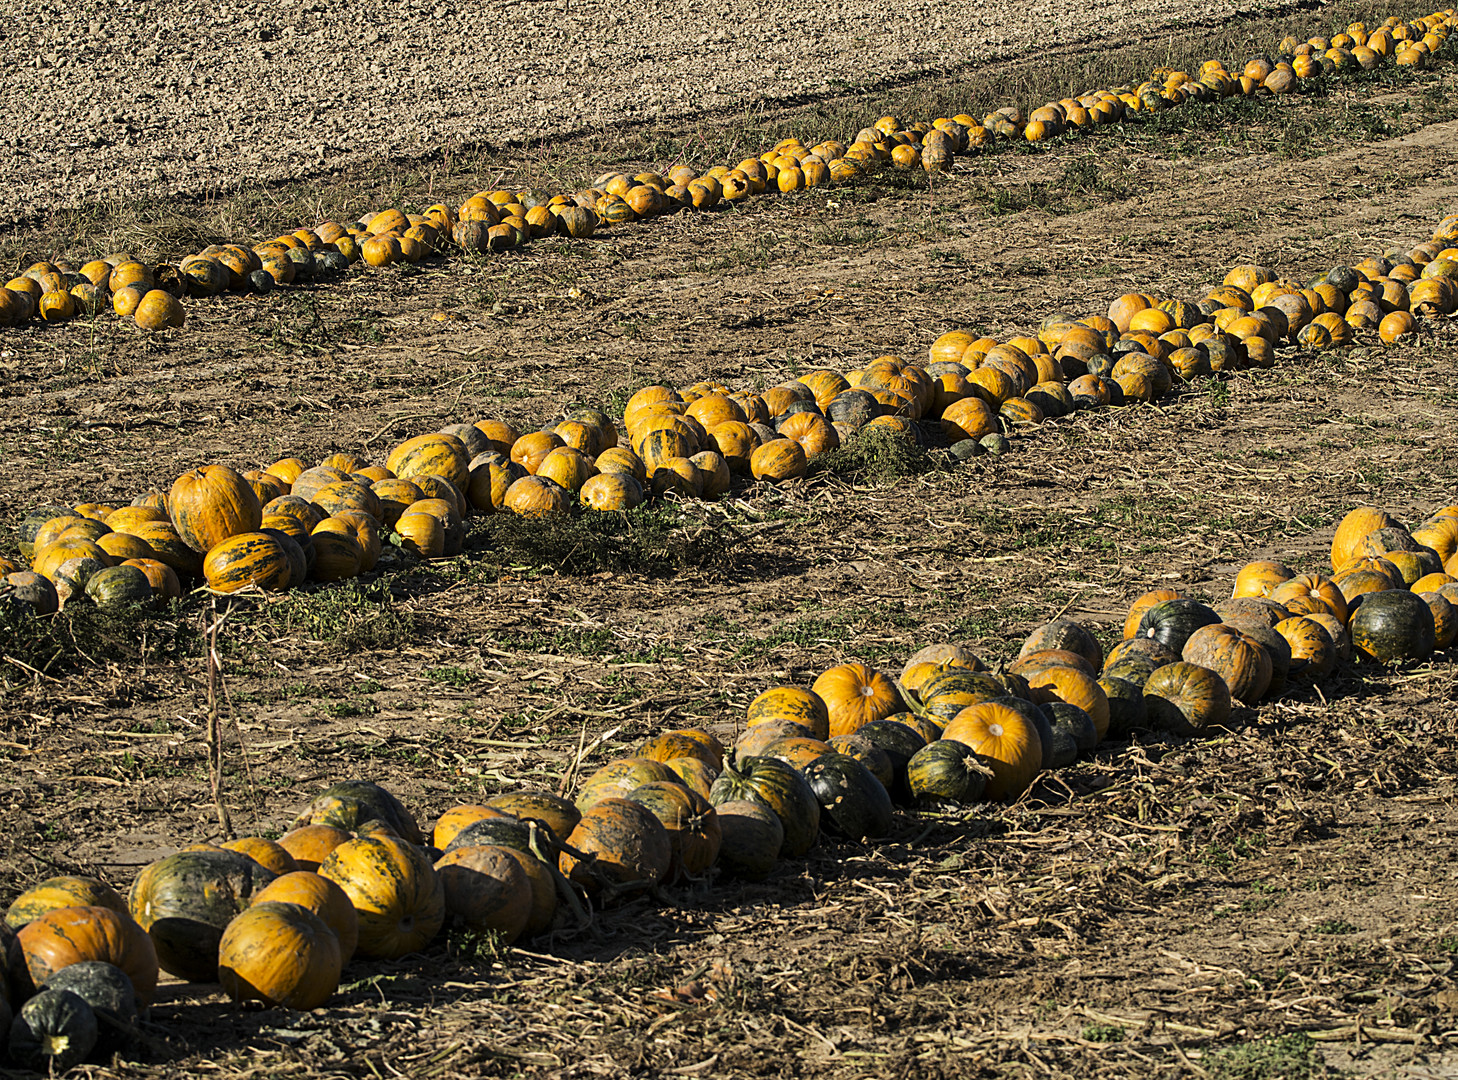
[4,3,1458,1078]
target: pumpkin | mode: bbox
[7,988,98,1072]
[1136,598,1222,652]
[484,791,581,846]
[637,729,724,770]
[1422,592,1457,650]
[803,753,895,840]
[1275,616,1336,680]
[134,289,185,330]
[252,871,359,963]
[811,662,901,737]
[292,781,423,844]
[319,836,443,960]
[277,825,354,872]
[579,471,645,511]
[559,798,673,896]
[433,845,532,941]
[1331,506,1398,571]
[735,719,815,758]
[203,531,292,593]
[625,781,722,880]
[169,464,263,555]
[1123,588,1181,638]
[1270,574,1348,622]
[576,757,680,810]
[745,686,831,740]
[1023,666,1111,738]
[1142,662,1231,735]
[220,837,298,877]
[1103,636,1178,679]
[850,720,927,804]
[1044,700,1099,755]
[218,901,341,1010]
[4,570,60,615]
[749,439,808,482]
[14,905,159,1006]
[128,850,277,981]
[1349,588,1437,663]
[707,756,820,857]
[386,433,470,491]
[503,475,570,516]
[906,740,991,804]
[43,961,139,1057]
[662,755,719,800]
[6,876,127,930]
[1181,623,1273,704]
[713,800,784,879]
[941,703,1043,800]
[432,805,510,851]
[1018,619,1103,669]
[1232,560,1294,598]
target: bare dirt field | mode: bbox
[4,2,1458,1078]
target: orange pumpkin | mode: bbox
[319,836,444,960]
[559,798,673,896]
[624,781,722,881]
[1024,666,1110,739]
[219,901,342,1010]
[432,805,510,850]
[169,464,263,555]
[811,663,902,737]
[941,703,1042,800]
[386,433,471,491]
[1181,623,1273,704]
[15,905,159,1006]
[277,825,354,872]
[1331,506,1398,572]
[252,871,359,963]
[220,837,298,876]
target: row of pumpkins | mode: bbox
[0,13,1449,334]
[7,201,1458,615]
[3,501,1456,1069]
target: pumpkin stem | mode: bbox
[526,820,592,932]
[893,679,930,717]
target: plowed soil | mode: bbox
[3,8,1458,1080]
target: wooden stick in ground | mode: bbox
[205,598,234,840]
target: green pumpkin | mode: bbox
[84,564,153,610]
[9,989,99,1072]
[1136,598,1221,653]
[1350,589,1437,663]
[44,961,141,1055]
[708,757,820,858]
[907,740,990,804]
[803,754,894,840]
[128,850,277,982]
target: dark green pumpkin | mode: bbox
[803,753,894,841]
[1042,701,1098,756]
[852,720,927,805]
[1350,589,1437,663]
[709,757,820,857]
[8,988,98,1072]
[127,850,277,982]
[84,564,153,610]
[1136,598,1221,653]
[1097,675,1147,737]
[906,740,990,804]
[292,781,423,844]
[442,815,536,857]
[826,390,880,430]
[44,961,140,1054]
